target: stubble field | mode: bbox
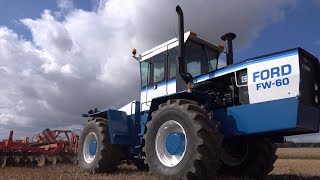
[1,148,320,180]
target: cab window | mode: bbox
[140,60,150,87]
[169,47,178,78]
[207,49,218,72]
[153,53,166,83]
[185,40,218,77]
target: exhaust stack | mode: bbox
[176,6,186,81]
[221,32,236,65]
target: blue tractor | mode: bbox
[78,6,320,179]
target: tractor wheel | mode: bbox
[134,159,149,171]
[219,138,278,179]
[143,99,223,179]
[78,117,121,173]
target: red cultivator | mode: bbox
[0,129,80,168]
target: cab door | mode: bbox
[151,50,167,100]
[140,59,152,111]
[166,43,178,95]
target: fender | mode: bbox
[83,109,131,145]
[147,90,210,122]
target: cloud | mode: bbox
[57,0,74,11]
[0,0,298,138]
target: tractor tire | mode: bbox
[78,117,121,173]
[219,138,278,179]
[134,159,149,171]
[143,99,223,180]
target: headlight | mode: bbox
[315,96,319,104]
[315,83,318,91]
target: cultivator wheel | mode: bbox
[0,155,6,168]
[35,154,45,167]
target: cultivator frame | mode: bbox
[0,129,79,168]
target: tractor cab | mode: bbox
[138,31,224,111]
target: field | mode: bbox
[1,148,320,180]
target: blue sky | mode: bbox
[0,0,319,141]
[0,0,94,40]
[237,1,320,61]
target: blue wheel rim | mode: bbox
[155,120,187,167]
[83,132,98,163]
[89,140,97,156]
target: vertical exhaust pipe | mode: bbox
[176,6,186,81]
[221,32,236,65]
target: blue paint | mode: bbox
[215,97,299,137]
[106,110,130,144]
[253,64,292,82]
[166,132,185,155]
[89,140,97,156]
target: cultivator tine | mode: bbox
[35,154,45,167]
[52,155,57,165]
[0,155,7,168]
[23,155,35,166]
[70,156,78,164]
[57,156,63,162]
[13,156,21,164]
[26,155,33,163]
[48,155,57,166]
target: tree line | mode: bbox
[278,141,320,148]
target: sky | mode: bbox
[0,0,319,142]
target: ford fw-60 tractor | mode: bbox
[78,6,320,179]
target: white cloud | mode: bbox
[0,0,300,138]
[57,0,74,11]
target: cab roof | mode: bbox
[139,31,224,61]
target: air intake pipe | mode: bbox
[221,32,236,65]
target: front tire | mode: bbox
[143,99,223,179]
[78,118,121,173]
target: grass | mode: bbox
[276,148,320,160]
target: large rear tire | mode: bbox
[78,118,121,173]
[143,99,223,179]
[219,138,278,179]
